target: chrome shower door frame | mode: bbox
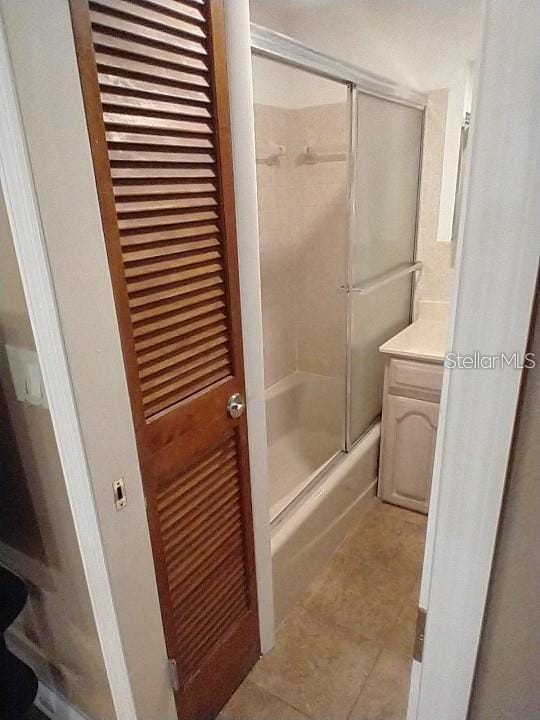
[345,86,427,450]
[250,24,427,108]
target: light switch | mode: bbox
[5,344,47,408]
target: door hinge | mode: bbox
[413,607,427,662]
[167,658,179,692]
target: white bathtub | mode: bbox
[265,371,344,517]
[265,371,380,625]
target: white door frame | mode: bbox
[410,2,540,718]
[223,0,275,654]
[1,2,538,720]
[0,10,137,720]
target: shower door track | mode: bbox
[250,23,428,109]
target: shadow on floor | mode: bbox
[22,707,48,720]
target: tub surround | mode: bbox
[254,101,348,389]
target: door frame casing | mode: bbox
[409,2,540,718]
[222,0,275,653]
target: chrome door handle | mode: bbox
[227,392,246,419]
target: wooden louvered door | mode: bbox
[69,1,260,718]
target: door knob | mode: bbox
[227,392,246,419]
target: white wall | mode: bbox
[250,0,484,241]
[0,191,114,719]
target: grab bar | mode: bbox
[339,261,423,296]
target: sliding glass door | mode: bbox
[251,52,350,517]
[347,91,424,446]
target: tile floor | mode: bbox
[220,499,427,720]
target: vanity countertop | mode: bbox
[379,318,448,363]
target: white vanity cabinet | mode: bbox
[378,321,446,514]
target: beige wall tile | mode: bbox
[254,102,348,389]
[415,89,455,314]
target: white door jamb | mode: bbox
[410,2,540,719]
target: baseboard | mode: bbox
[35,682,90,720]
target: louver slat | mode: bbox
[93,31,207,73]
[71,2,259,717]
[91,10,207,57]
[87,0,234,419]
[98,73,210,105]
[156,435,249,679]
[92,0,206,38]
[96,52,209,89]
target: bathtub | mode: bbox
[265,371,344,518]
[264,371,380,625]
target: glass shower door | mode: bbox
[251,53,350,517]
[348,91,424,446]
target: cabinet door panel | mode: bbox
[379,394,439,513]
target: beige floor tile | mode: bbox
[382,600,418,658]
[409,580,421,605]
[219,680,310,720]
[399,519,427,565]
[302,547,414,643]
[395,507,428,528]
[249,606,380,720]
[349,648,412,720]
[337,502,426,580]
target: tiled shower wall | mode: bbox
[254,91,452,390]
[255,102,348,389]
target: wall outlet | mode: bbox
[5,344,48,408]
